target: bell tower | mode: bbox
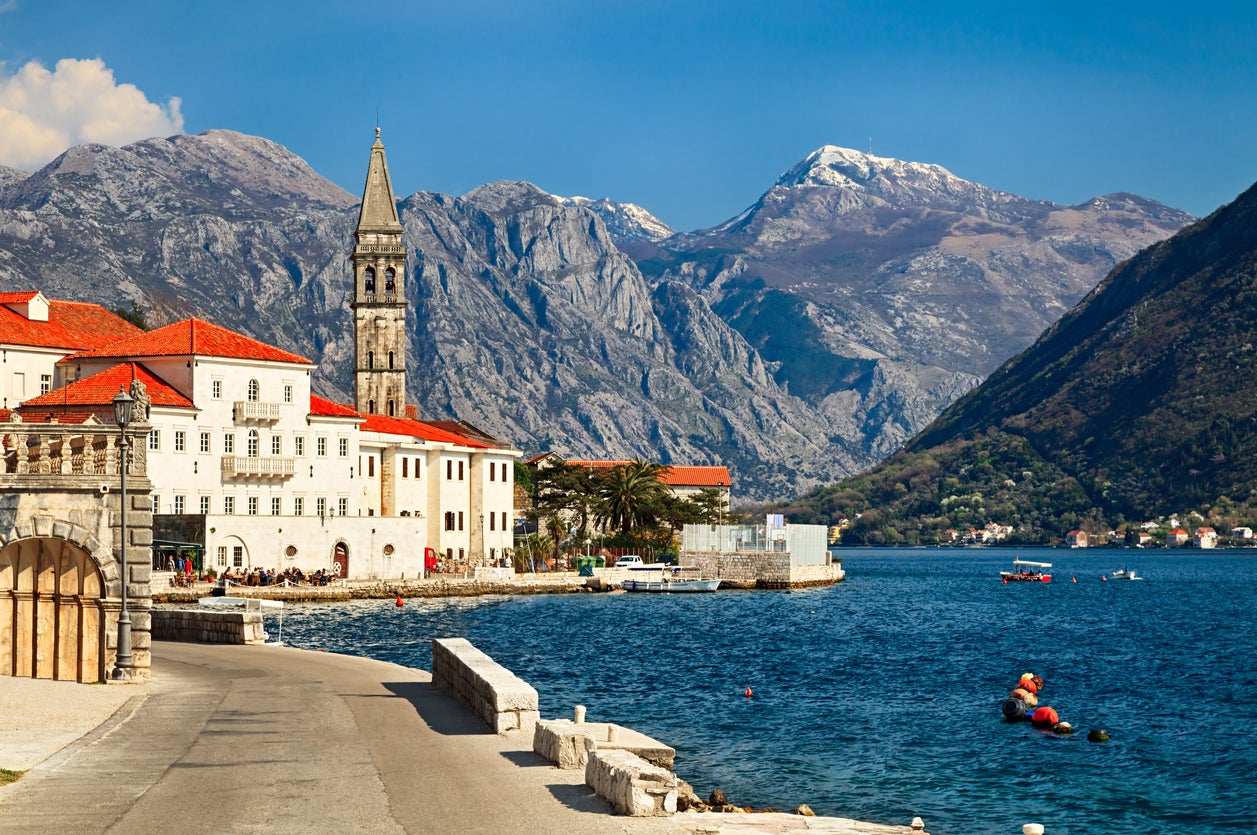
[351,127,407,417]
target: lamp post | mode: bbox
[112,387,134,678]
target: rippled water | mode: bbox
[278,548,1257,835]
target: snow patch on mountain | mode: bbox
[557,194,674,243]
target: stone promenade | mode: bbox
[0,643,924,835]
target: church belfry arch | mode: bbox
[350,127,408,417]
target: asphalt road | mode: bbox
[0,642,683,835]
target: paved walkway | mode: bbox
[0,644,925,835]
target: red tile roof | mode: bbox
[360,413,493,448]
[63,318,311,365]
[309,394,361,418]
[0,291,40,303]
[19,363,194,411]
[1,299,142,350]
[567,459,731,487]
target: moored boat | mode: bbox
[1110,568,1141,580]
[622,566,721,593]
[1000,558,1052,583]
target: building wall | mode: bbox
[2,344,62,409]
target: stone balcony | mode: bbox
[220,455,294,480]
[232,401,281,422]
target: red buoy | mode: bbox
[1071,577,1077,583]
[744,687,753,698]
[1031,706,1059,726]
[396,595,404,607]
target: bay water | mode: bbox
[279,547,1256,834]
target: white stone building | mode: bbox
[9,130,520,579]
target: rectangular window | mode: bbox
[458,511,464,531]
[271,435,282,455]
[489,462,496,482]
[40,373,51,395]
[317,437,327,457]
[368,455,374,477]
[447,460,452,480]
[200,496,211,515]
[174,430,186,452]
[217,546,227,568]
[458,460,464,481]
[248,497,258,516]
[338,437,348,457]
[415,460,420,479]
[224,433,235,454]
[200,431,211,453]
[152,495,160,514]
[502,511,507,531]
[316,497,327,518]
[283,384,293,404]
[444,511,454,531]
[174,495,185,514]
[149,429,160,451]
[224,496,235,515]
[337,498,348,516]
[212,379,223,399]
[490,513,495,531]
[271,497,282,516]
[232,546,243,568]
[295,436,305,457]
[294,497,304,517]
[402,458,408,478]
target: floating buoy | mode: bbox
[1053,721,1074,735]
[1072,577,1077,583]
[1087,728,1110,742]
[744,687,753,698]
[1101,575,1107,582]
[1031,706,1059,727]
[1003,577,1008,585]
[317,647,324,652]
[396,595,404,607]
[1001,698,1028,721]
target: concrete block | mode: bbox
[534,719,597,769]
[585,748,678,817]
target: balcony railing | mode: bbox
[220,456,295,479]
[2,419,147,477]
[233,401,281,422]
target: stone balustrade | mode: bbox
[431,637,539,734]
[152,609,267,644]
[2,418,148,477]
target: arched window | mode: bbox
[364,266,376,294]
[368,399,375,414]
[388,400,395,417]
[368,350,374,369]
[247,429,259,458]
[384,267,396,294]
[247,379,259,402]
[388,351,394,369]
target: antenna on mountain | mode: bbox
[868,137,873,155]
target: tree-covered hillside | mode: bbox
[779,180,1257,543]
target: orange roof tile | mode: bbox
[566,459,731,487]
[19,363,194,411]
[63,318,311,365]
[1,298,142,350]
[360,413,492,448]
[309,395,361,418]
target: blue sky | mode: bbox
[1,1,1253,231]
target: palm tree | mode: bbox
[599,459,668,537]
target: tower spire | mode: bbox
[350,128,407,417]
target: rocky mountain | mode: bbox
[0,131,1194,502]
[777,180,1257,541]
[634,146,1194,459]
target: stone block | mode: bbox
[534,719,597,769]
[585,748,678,817]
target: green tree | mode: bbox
[598,459,668,537]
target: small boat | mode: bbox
[1000,558,1052,583]
[622,566,721,593]
[1109,568,1142,580]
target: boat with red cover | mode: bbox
[1000,558,1052,583]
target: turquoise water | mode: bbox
[279,548,1257,834]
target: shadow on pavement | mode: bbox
[544,782,612,815]
[500,749,549,768]
[379,681,486,736]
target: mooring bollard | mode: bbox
[607,725,618,742]
[574,704,586,724]
[911,818,925,832]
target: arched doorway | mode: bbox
[0,537,106,682]
[331,542,349,578]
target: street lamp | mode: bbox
[112,387,134,678]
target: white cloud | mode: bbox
[0,57,184,170]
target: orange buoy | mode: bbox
[1072,577,1077,583]
[1031,706,1059,726]
[396,595,404,607]
[1101,575,1107,582]
[744,687,753,698]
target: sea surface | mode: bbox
[277,547,1256,835]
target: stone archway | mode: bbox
[0,536,107,682]
[332,541,349,578]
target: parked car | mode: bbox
[615,555,644,569]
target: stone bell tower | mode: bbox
[351,127,407,416]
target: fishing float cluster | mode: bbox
[1000,672,1110,742]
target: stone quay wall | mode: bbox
[680,550,845,588]
[151,609,266,645]
[431,637,539,734]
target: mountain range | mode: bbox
[777,179,1257,540]
[0,131,1194,501]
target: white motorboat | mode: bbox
[1109,568,1142,580]
[622,566,721,593]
